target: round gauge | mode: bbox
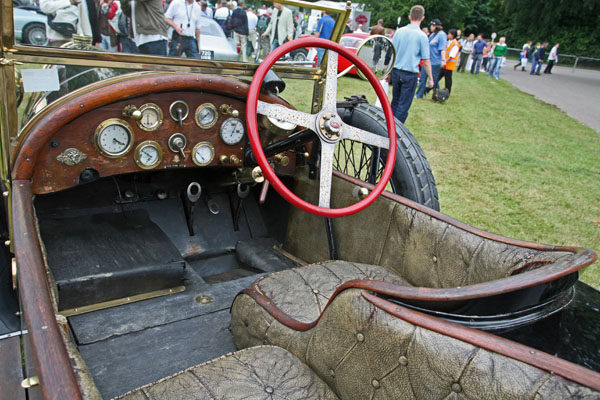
[137,103,163,132]
[192,141,215,166]
[220,118,245,145]
[134,140,163,169]
[195,103,218,129]
[94,118,134,158]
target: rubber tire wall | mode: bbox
[337,103,440,211]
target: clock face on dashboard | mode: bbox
[94,119,134,158]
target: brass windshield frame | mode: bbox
[0,0,352,183]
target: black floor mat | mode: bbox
[38,210,185,310]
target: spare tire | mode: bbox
[335,102,439,210]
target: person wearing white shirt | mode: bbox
[39,0,93,46]
[246,5,258,59]
[544,43,559,74]
[199,0,212,18]
[165,0,203,57]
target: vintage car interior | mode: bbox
[1,1,599,399]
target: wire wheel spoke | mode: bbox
[333,139,394,192]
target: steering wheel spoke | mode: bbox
[323,51,339,111]
[257,100,316,130]
[342,124,390,150]
[318,142,336,208]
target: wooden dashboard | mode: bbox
[32,92,248,194]
[12,73,295,195]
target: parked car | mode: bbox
[197,16,239,61]
[13,6,47,46]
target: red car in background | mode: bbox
[337,32,369,76]
[292,32,369,75]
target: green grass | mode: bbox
[284,74,600,288]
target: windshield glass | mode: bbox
[12,0,342,63]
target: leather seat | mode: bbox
[118,345,339,400]
[235,260,411,324]
[232,286,600,399]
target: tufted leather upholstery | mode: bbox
[232,288,599,399]
[118,345,339,400]
[285,172,573,289]
[244,260,411,324]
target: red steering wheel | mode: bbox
[246,37,397,218]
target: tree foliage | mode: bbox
[364,0,600,57]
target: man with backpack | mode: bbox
[214,1,232,38]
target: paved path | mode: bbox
[499,63,600,132]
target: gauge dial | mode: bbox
[192,141,215,166]
[220,118,245,145]
[137,103,163,131]
[195,103,218,129]
[134,140,163,169]
[94,119,134,158]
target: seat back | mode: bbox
[233,287,599,399]
[285,173,573,288]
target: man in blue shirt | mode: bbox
[314,10,335,66]
[470,34,487,74]
[390,5,432,123]
[416,18,446,98]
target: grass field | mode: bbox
[284,72,600,288]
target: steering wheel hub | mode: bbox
[317,111,343,143]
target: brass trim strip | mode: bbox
[58,285,186,317]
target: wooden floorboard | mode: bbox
[0,335,25,400]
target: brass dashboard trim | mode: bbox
[134,140,163,170]
[136,103,163,132]
[194,103,219,129]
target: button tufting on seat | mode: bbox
[372,379,380,389]
[265,386,274,394]
[356,332,365,342]
[451,383,461,393]
[399,356,408,366]
[313,289,319,294]
[330,369,335,377]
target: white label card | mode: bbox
[21,68,60,93]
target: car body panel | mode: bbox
[13,6,47,45]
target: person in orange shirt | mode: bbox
[438,29,460,94]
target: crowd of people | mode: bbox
[387,5,562,124]
[39,0,324,59]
